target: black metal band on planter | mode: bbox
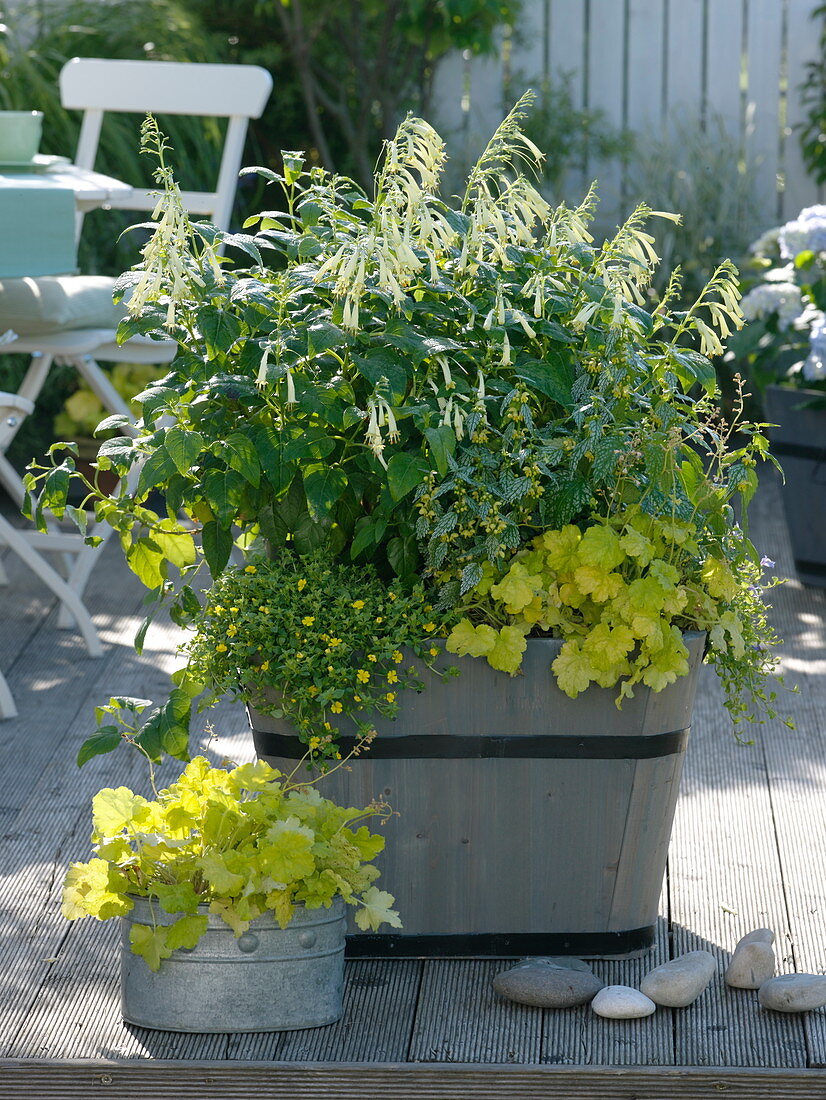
[252,727,690,761]
[345,926,656,959]
[770,440,826,463]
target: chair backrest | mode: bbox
[60,58,273,232]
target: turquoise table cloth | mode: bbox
[0,177,76,278]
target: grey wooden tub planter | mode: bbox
[765,384,826,587]
[120,896,346,1032]
[248,632,706,962]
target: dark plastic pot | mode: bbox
[764,384,826,587]
[249,633,706,960]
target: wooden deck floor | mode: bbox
[1,472,825,1098]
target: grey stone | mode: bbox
[726,941,775,989]
[591,985,657,1019]
[493,963,604,1008]
[516,956,594,974]
[640,950,717,1008]
[738,928,775,947]
[758,974,826,1013]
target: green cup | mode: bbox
[0,111,43,163]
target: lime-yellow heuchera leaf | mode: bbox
[486,625,528,675]
[552,641,594,697]
[573,564,623,603]
[130,922,174,971]
[581,622,635,672]
[489,563,542,613]
[578,524,626,571]
[354,887,402,932]
[62,859,133,921]
[640,628,690,690]
[165,913,209,951]
[91,787,150,838]
[701,556,738,601]
[445,619,497,658]
[542,525,582,572]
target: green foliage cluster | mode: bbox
[62,755,400,971]
[28,95,788,760]
[179,553,455,759]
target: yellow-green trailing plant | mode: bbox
[62,755,400,971]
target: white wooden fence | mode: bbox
[431,0,823,235]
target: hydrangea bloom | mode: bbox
[739,281,804,328]
[778,204,826,260]
[803,312,826,381]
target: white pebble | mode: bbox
[591,985,657,1019]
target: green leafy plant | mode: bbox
[62,754,400,971]
[28,95,788,758]
[725,205,826,402]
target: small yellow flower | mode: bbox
[392,650,403,663]
[334,752,342,760]
[258,605,270,613]
[389,592,397,601]
[367,654,377,662]
[424,622,437,632]
[297,578,307,591]
[323,721,332,731]
[216,643,228,653]
[226,624,238,637]
[230,606,239,613]
[429,647,439,656]
[295,652,304,660]
[244,565,257,574]
[387,670,398,683]
[330,701,343,714]
[385,692,396,703]
[308,685,319,696]
[260,660,270,671]
[357,669,370,683]
[327,665,335,673]
[213,605,224,614]
[353,694,362,703]
[309,736,321,748]
[351,599,365,609]
[302,616,315,626]
[375,617,383,624]
[329,637,341,647]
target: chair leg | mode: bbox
[73,353,136,428]
[0,668,17,719]
[0,514,103,658]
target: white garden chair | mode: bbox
[0,58,272,659]
[0,390,106,719]
[0,57,273,498]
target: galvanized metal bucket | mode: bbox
[120,896,346,1032]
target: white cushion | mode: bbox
[0,275,125,336]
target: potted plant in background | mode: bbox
[62,750,399,1032]
[29,99,786,959]
[726,204,826,586]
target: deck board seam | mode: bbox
[403,960,426,1063]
